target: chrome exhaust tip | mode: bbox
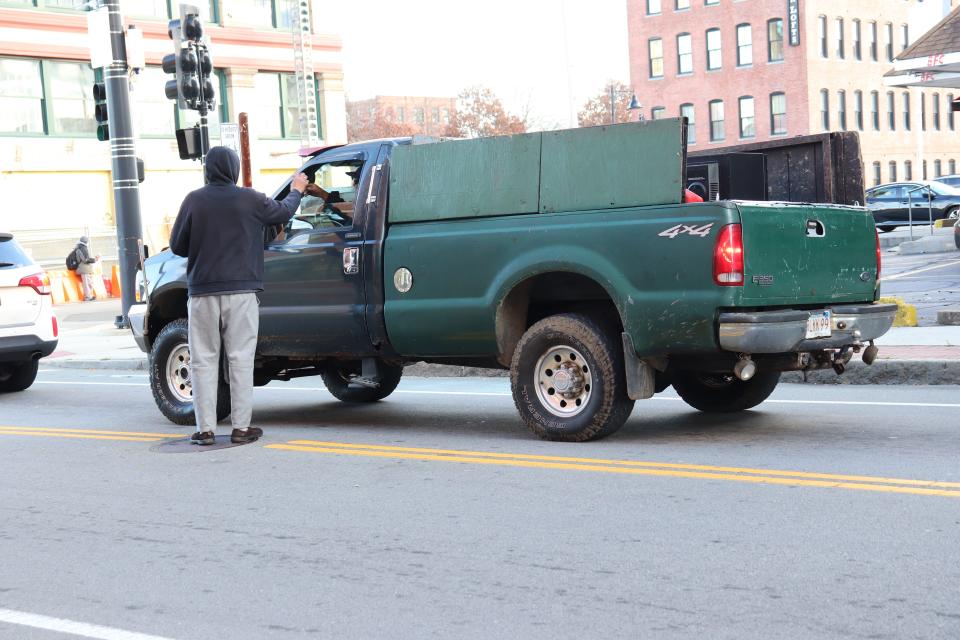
[733,357,757,381]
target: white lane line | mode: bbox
[0,608,175,640]
[30,380,960,408]
[882,259,960,281]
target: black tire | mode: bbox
[878,225,897,233]
[946,207,959,222]
[321,360,403,402]
[149,318,230,426]
[510,313,634,442]
[0,360,39,392]
[671,370,780,413]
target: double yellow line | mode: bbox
[0,426,180,443]
[267,440,960,498]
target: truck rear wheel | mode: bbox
[510,313,634,442]
[321,361,403,403]
[149,318,231,426]
[671,370,780,413]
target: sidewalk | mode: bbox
[42,299,960,384]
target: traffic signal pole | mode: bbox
[102,0,143,329]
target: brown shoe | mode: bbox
[231,427,262,444]
[190,431,215,445]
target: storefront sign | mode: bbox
[788,0,800,46]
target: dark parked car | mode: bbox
[866,181,960,232]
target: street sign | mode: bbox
[220,123,240,155]
[86,7,111,69]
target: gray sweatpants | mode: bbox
[187,293,259,432]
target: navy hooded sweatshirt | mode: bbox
[169,146,302,296]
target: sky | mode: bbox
[317,0,631,129]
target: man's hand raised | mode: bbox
[291,172,309,194]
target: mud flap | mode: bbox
[621,333,655,400]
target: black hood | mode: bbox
[205,146,240,185]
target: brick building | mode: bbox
[627,0,959,188]
[0,0,346,259]
[347,95,456,139]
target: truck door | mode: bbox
[258,154,372,358]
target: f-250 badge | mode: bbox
[658,223,714,238]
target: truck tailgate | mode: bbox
[737,202,878,305]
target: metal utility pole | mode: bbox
[292,0,320,148]
[101,0,144,329]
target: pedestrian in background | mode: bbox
[169,146,308,446]
[74,236,98,302]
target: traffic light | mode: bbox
[93,69,108,141]
[161,4,214,112]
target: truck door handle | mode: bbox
[366,164,382,204]
[345,232,361,239]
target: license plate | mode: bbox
[805,310,832,339]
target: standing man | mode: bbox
[74,236,98,301]
[169,146,308,445]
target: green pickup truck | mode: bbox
[129,119,896,441]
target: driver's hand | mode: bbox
[291,172,309,194]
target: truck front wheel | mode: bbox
[149,318,231,426]
[671,370,780,413]
[321,361,403,403]
[510,313,635,442]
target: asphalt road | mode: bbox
[880,249,960,325]
[1,369,959,639]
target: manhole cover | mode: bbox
[150,435,258,453]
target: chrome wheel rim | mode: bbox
[534,345,592,417]
[166,343,192,403]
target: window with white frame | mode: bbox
[770,92,786,135]
[738,96,755,138]
[681,102,695,143]
[677,33,693,74]
[767,19,783,62]
[0,57,43,134]
[649,38,664,77]
[709,99,724,141]
[736,24,752,66]
[706,28,722,70]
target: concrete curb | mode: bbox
[40,357,958,384]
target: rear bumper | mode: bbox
[718,303,898,353]
[0,334,58,363]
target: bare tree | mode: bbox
[346,103,416,143]
[443,86,527,138]
[578,81,635,127]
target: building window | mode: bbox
[0,57,44,134]
[739,96,755,138]
[709,99,724,141]
[229,0,274,26]
[854,90,863,131]
[706,28,722,70]
[837,89,846,131]
[770,92,786,135]
[431,107,440,124]
[651,107,666,120]
[681,102,696,143]
[933,93,940,130]
[950,159,956,175]
[649,38,664,78]
[886,23,894,62]
[707,29,723,69]
[869,22,878,61]
[397,106,405,122]
[254,72,309,139]
[647,0,661,15]
[676,0,690,8]
[905,160,912,180]
[888,161,897,182]
[923,160,928,180]
[125,0,169,19]
[767,19,784,62]
[903,92,911,131]
[871,91,879,130]
[705,0,718,5]
[677,33,693,74]
[872,162,881,186]
[949,94,955,131]
[820,89,830,131]
[47,61,96,135]
[853,19,861,60]
[415,107,425,124]
[921,93,926,131]
[901,24,909,51]
[136,66,176,136]
[887,91,896,130]
[819,16,828,58]
[835,18,845,59]
[935,159,942,177]
[442,108,450,124]
[736,24,752,66]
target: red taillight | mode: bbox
[713,223,744,286]
[875,229,882,280]
[52,315,59,338]
[19,272,51,295]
